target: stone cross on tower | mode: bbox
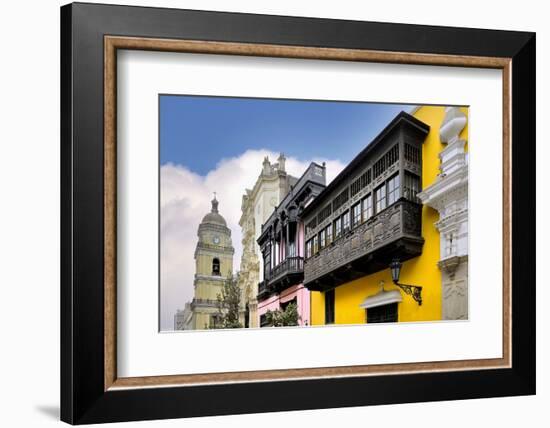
[211,192,218,213]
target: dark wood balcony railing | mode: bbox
[257,256,304,301]
[304,199,423,291]
[271,256,304,281]
[257,280,270,300]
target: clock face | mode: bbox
[213,236,220,245]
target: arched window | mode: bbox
[212,258,221,276]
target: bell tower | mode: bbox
[190,195,235,329]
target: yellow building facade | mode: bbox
[310,106,468,325]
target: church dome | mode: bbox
[201,195,227,227]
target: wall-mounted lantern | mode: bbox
[389,259,423,306]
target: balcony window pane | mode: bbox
[288,242,296,257]
[362,194,373,221]
[334,216,342,239]
[352,202,361,228]
[387,174,400,205]
[404,172,421,202]
[319,229,326,249]
[326,224,333,245]
[375,185,386,213]
[263,249,271,279]
[342,210,350,232]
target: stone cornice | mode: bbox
[198,222,232,236]
[248,170,288,204]
[239,171,293,225]
[194,273,230,281]
[195,242,235,253]
[194,249,235,260]
[435,209,468,232]
[418,164,468,213]
[438,255,468,279]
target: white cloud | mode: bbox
[160,149,345,330]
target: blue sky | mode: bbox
[160,95,412,175]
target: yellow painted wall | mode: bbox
[415,106,469,189]
[311,291,325,325]
[311,106,468,325]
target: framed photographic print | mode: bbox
[60,2,536,424]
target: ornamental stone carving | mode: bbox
[418,107,469,320]
[237,154,296,327]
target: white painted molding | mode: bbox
[417,164,468,213]
[359,289,403,309]
[418,106,469,263]
[439,106,467,144]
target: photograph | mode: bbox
[160,96,469,332]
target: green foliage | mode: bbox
[213,276,243,329]
[264,302,300,327]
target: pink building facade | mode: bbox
[257,284,311,326]
[256,163,326,327]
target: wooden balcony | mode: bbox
[257,280,271,301]
[304,199,424,291]
[257,256,304,301]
